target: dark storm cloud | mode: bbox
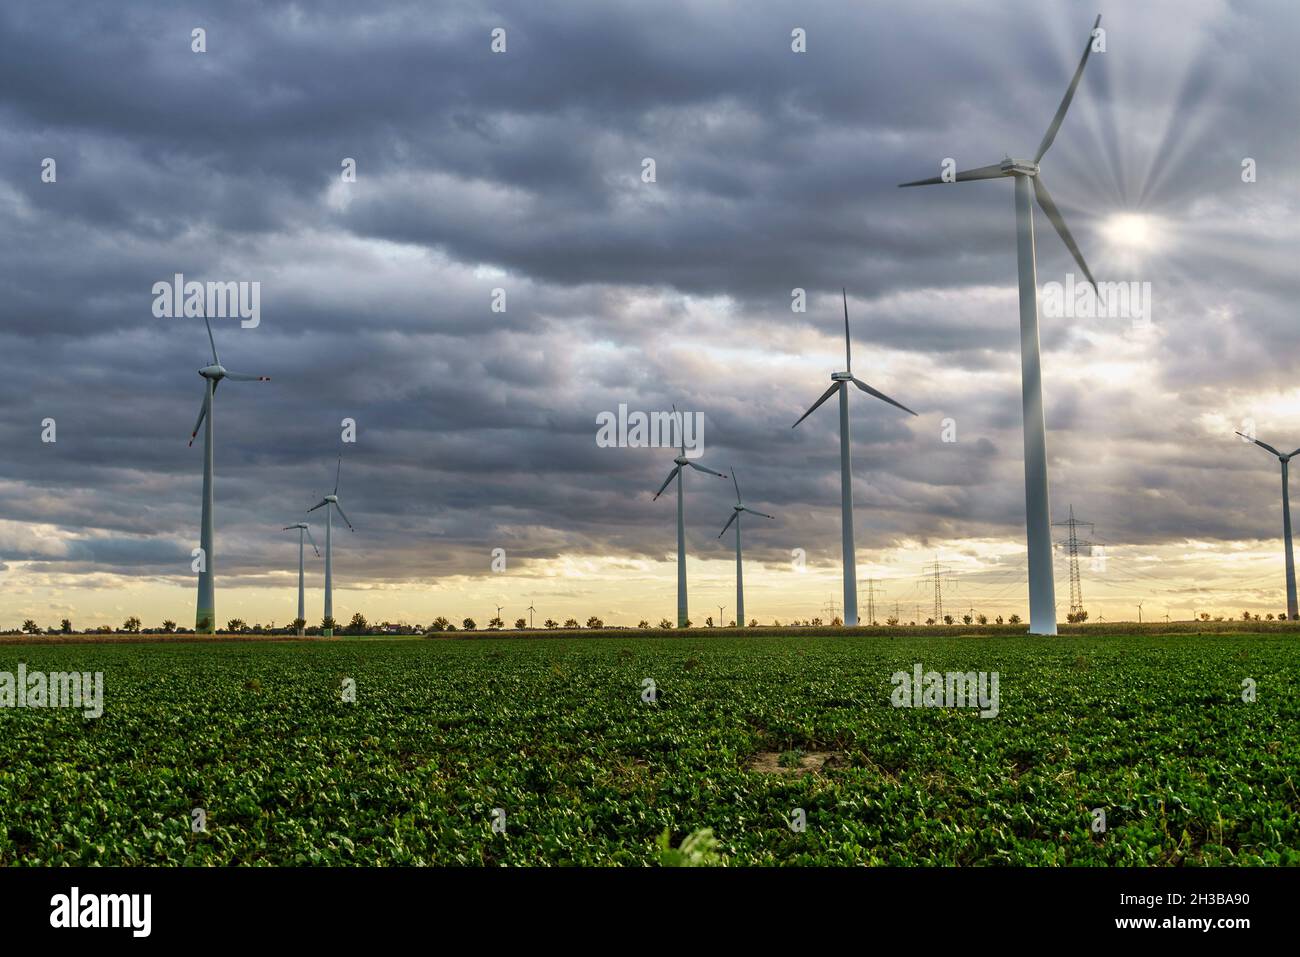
[1,0,1297,602]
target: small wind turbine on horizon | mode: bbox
[1236,431,1300,619]
[792,290,917,627]
[718,468,775,629]
[307,455,355,637]
[654,405,728,627]
[188,314,270,633]
[899,13,1105,635]
[282,522,320,635]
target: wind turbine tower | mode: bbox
[900,15,1105,634]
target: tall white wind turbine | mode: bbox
[307,455,355,637]
[792,290,916,627]
[899,14,1104,635]
[188,314,270,633]
[1236,431,1300,619]
[718,468,775,629]
[654,406,727,627]
[282,522,319,635]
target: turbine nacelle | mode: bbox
[831,371,853,382]
[199,364,226,380]
[1000,158,1039,177]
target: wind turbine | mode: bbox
[792,290,917,626]
[899,14,1104,635]
[282,522,319,635]
[307,455,354,637]
[718,469,775,629]
[188,314,270,633]
[654,406,728,627]
[1235,431,1300,619]
[527,604,536,629]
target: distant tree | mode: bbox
[1008,614,1021,625]
[977,615,988,625]
[290,617,306,634]
[728,620,736,627]
[485,616,502,631]
[462,617,477,631]
[226,619,247,633]
[161,619,177,634]
[428,616,449,632]
[563,618,580,629]
[445,622,458,631]
[347,613,368,635]
[925,618,935,626]
[60,618,73,634]
[514,617,527,629]
[886,616,899,626]
[320,616,338,634]
[995,616,1004,625]
[1265,613,1275,621]
[1279,613,1287,621]
[21,619,39,635]
[705,617,714,628]
[962,614,973,625]
[748,619,757,628]
[1213,616,1224,622]
[810,617,823,627]
[586,616,603,629]
[638,620,650,629]
[943,615,954,625]
[659,619,673,629]
[1242,610,1252,621]
[682,618,692,628]
[123,616,142,633]
[1199,612,1211,622]
[830,616,842,626]
[772,619,782,627]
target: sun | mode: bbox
[1101,213,1164,253]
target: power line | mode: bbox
[919,558,957,622]
[1053,504,1096,617]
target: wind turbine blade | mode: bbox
[304,526,320,556]
[1035,15,1102,163]
[1237,432,1283,457]
[850,376,918,416]
[653,466,680,500]
[686,461,727,478]
[187,392,208,447]
[792,382,840,428]
[718,511,738,538]
[1032,176,1097,290]
[744,507,776,520]
[307,499,329,512]
[204,314,220,366]
[334,455,342,496]
[1288,448,1300,459]
[333,502,355,530]
[731,468,741,503]
[898,164,1008,187]
[223,371,270,382]
[842,288,851,373]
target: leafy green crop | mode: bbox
[0,634,1296,865]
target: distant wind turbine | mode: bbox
[527,604,536,629]
[1236,431,1300,619]
[307,455,354,637]
[792,290,916,627]
[718,469,775,629]
[654,405,728,627]
[188,314,270,633]
[282,522,319,635]
[899,14,1104,635]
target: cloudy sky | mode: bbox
[2,0,1298,629]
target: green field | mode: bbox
[1,634,1297,865]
